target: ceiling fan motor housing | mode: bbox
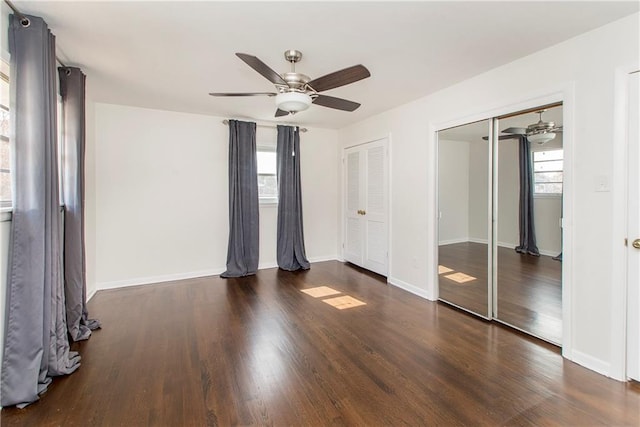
[280,72,311,92]
[527,119,556,135]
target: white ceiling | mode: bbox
[12,1,639,129]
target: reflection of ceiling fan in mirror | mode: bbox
[209,50,370,117]
[503,109,563,145]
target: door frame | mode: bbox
[341,136,391,278]
[611,65,640,381]
[432,85,575,358]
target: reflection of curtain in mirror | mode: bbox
[515,136,540,256]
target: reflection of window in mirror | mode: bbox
[533,149,563,196]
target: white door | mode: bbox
[344,148,365,265]
[344,139,389,276]
[627,70,639,381]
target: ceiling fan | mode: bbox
[209,50,370,117]
[503,109,563,144]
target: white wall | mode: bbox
[437,139,469,244]
[91,103,338,288]
[339,14,639,376]
[85,98,97,299]
[468,139,489,241]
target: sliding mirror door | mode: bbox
[495,105,563,344]
[437,120,491,318]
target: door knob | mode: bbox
[361,210,366,215]
[633,239,640,249]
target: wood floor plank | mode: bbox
[1,261,638,426]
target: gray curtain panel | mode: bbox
[515,136,540,256]
[221,120,259,278]
[276,125,310,271]
[58,67,101,341]
[1,15,81,408]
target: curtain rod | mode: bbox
[222,119,308,133]
[4,0,68,68]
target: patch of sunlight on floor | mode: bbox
[322,295,367,310]
[444,272,477,284]
[301,286,342,298]
[438,265,454,274]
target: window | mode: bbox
[533,149,563,195]
[1,58,10,209]
[257,146,278,204]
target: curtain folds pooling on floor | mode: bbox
[1,14,80,408]
[276,125,310,271]
[221,120,259,277]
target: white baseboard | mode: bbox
[438,238,469,246]
[96,256,340,291]
[87,287,98,302]
[388,276,435,301]
[570,349,612,378]
[308,255,339,263]
[97,268,225,290]
[257,262,278,270]
[259,255,338,271]
[455,237,560,258]
[468,237,488,245]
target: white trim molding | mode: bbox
[388,276,435,301]
[95,257,340,291]
[431,83,575,362]
[571,349,612,378]
[96,268,225,290]
[609,64,640,381]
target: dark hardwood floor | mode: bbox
[439,242,562,344]
[2,261,637,426]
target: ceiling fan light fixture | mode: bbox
[275,92,312,113]
[528,132,556,145]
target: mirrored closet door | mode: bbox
[437,104,563,345]
[495,105,563,344]
[437,120,491,318]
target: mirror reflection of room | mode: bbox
[496,105,563,344]
[437,105,563,345]
[437,119,490,318]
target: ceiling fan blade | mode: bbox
[275,109,289,117]
[236,53,287,86]
[307,65,370,92]
[502,127,527,135]
[313,94,361,112]
[209,92,277,97]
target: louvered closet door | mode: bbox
[344,147,365,265]
[363,141,388,275]
[344,139,388,276]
